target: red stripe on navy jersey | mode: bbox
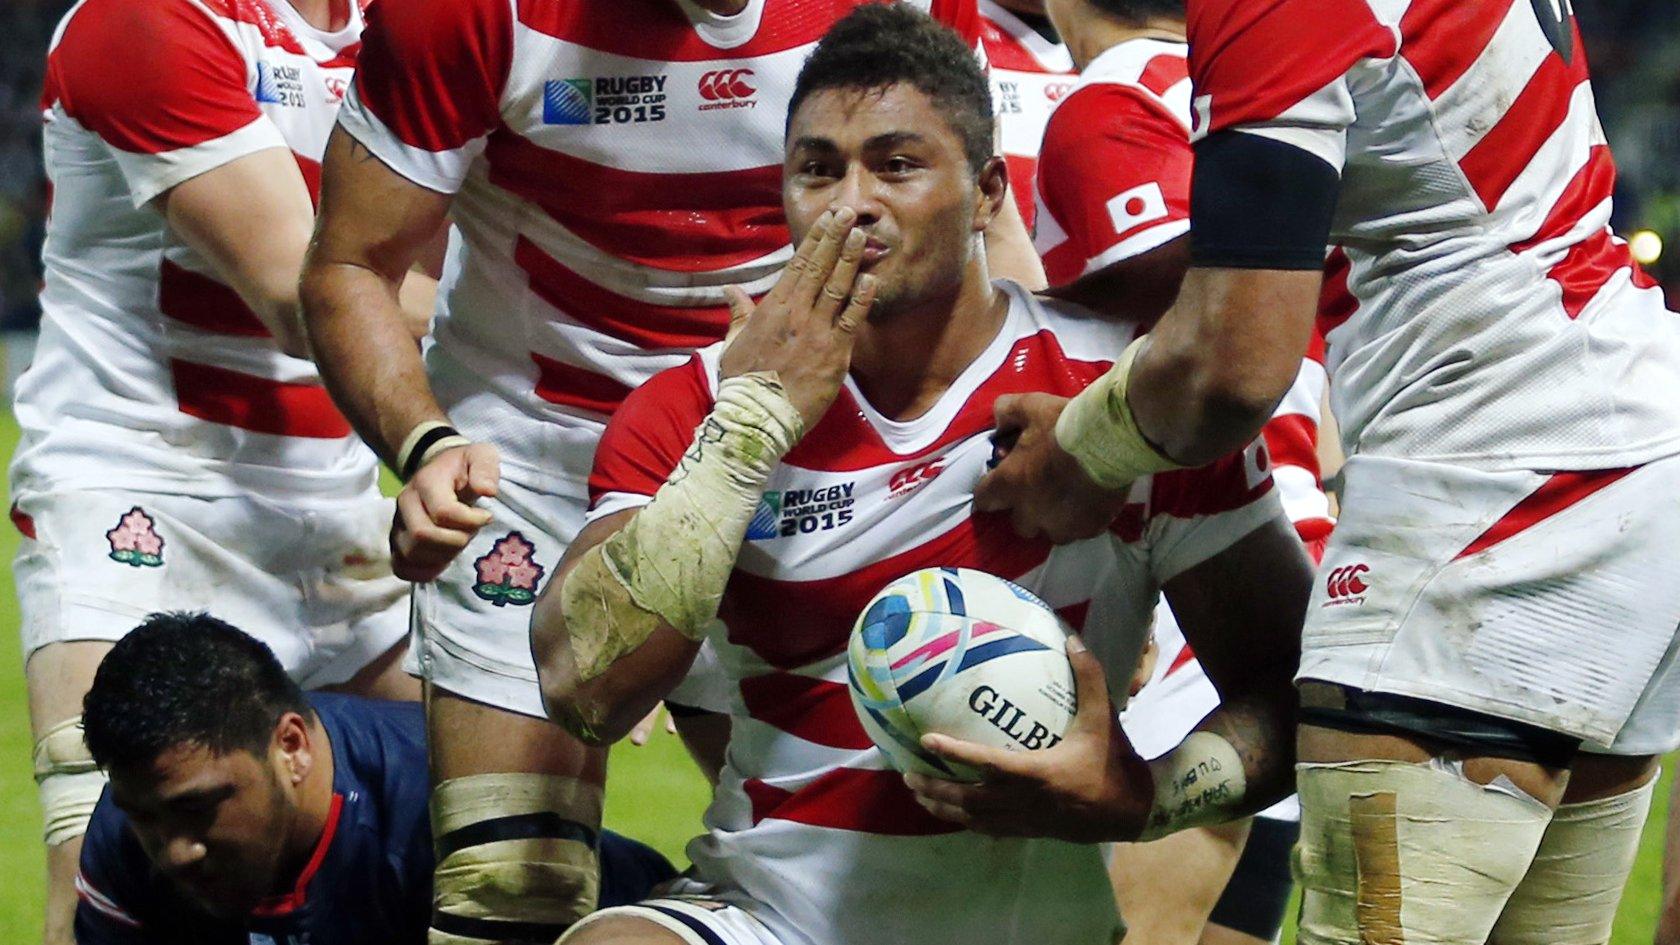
[1316,247,1357,337]
[1399,0,1517,100]
[1457,25,1591,212]
[514,238,733,351]
[1547,228,1643,320]
[739,673,874,750]
[1136,53,1188,99]
[171,360,353,439]
[785,329,1112,472]
[484,130,787,272]
[352,0,513,152]
[1261,413,1320,474]
[1511,144,1615,255]
[1187,0,1394,138]
[251,794,344,916]
[530,353,634,417]
[743,768,963,835]
[721,514,1051,669]
[159,261,270,337]
[49,0,260,156]
[1454,466,1637,560]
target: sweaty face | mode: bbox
[784,84,986,318]
[110,742,295,917]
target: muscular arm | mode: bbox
[1128,266,1322,466]
[300,128,454,464]
[157,147,317,357]
[1159,515,1311,821]
[1044,236,1190,326]
[531,511,707,746]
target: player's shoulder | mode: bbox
[1063,39,1189,123]
[52,0,235,61]
[1002,281,1141,367]
[308,693,426,784]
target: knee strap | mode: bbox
[1294,758,1552,945]
[429,773,605,945]
[33,716,106,847]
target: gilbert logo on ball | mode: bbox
[847,567,1077,781]
[471,532,545,607]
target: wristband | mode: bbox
[1138,731,1248,841]
[397,420,470,481]
[1054,336,1182,489]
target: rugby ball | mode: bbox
[846,567,1078,781]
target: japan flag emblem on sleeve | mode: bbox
[1106,181,1168,236]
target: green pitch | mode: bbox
[0,409,1670,942]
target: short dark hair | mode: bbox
[83,612,312,771]
[788,3,995,174]
[1088,0,1184,24]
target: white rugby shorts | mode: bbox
[1299,452,1680,755]
[13,488,407,686]
[561,894,789,945]
[408,476,731,718]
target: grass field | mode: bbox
[0,407,1671,943]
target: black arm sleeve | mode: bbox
[1189,129,1341,270]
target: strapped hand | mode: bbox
[720,207,877,431]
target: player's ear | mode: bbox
[973,155,1009,232]
[272,711,314,785]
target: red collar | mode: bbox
[250,793,344,917]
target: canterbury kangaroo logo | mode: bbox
[698,69,756,101]
[1325,564,1370,599]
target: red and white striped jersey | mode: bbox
[1035,38,1333,543]
[13,0,372,500]
[978,0,1072,231]
[587,282,1282,945]
[335,0,982,499]
[1189,0,1680,470]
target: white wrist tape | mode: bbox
[1138,731,1248,841]
[1055,336,1182,489]
[561,373,803,686]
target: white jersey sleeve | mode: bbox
[47,0,288,206]
[1126,440,1285,585]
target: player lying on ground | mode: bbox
[20,1,434,940]
[73,612,677,945]
[980,0,1680,942]
[528,8,1310,944]
[300,0,1033,936]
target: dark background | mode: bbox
[1,0,1677,334]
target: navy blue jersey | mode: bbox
[76,693,678,945]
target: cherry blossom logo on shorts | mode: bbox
[471,531,545,607]
[107,507,165,568]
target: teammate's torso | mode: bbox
[19,0,372,500]
[1193,0,1680,469]
[978,0,1073,230]
[341,0,977,496]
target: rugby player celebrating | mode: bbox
[531,8,1310,944]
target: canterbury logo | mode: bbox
[699,69,756,101]
[889,459,946,498]
[1325,564,1370,599]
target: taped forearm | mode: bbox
[559,373,802,692]
[1055,336,1183,489]
[1138,731,1249,842]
